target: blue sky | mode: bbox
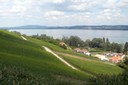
[0,0,128,26]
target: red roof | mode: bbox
[74,48,81,50]
[109,56,122,63]
[79,49,87,53]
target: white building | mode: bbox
[95,54,109,61]
[86,52,91,56]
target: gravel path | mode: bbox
[42,46,79,71]
[21,36,27,40]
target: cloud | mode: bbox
[44,10,64,20]
[45,11,64,16]
[117,0,128,8]
[0,0,127,26]
[0,0,33,17]
[52,0,65,3]
[68,3,88,11]
[103,0,117,9]
[36,0,65,5]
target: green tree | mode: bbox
[68,36,82,47]
[62,36,69,43]
[111,43,122,53]
[124,42,128,54]
[91,38,104,48]
[84,39,91,47]
[103,37,105,43]
[106,38,109,43]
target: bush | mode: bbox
[0,64,46,85]
[87,69,128,85]
[0,64,73,85]
[60,44,67,50]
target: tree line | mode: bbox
[28,33,128,54]
[62,36,127,53]
[31,34,60,45]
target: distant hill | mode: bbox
[0,25,128,30]
[13,25,48,29]
[0,25,48,29]
[69,25,128,30]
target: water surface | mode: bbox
[9,29,128,43]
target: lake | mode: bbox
[9,29,128,44]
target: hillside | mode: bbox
[0,30,124,85]
[0,30,90,85]
[0,25,128,30]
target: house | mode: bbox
[109,56,122,63]
[74,48,81,52]
[95,54,109,61]
[79,49,88,54]
[85,52,91,56]
[74,48,91,56]
[59,42,67,46]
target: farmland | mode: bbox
[0,30,90,84]
[0,30,125,85]
[60,55,123,75]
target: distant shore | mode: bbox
[0,25,128,30]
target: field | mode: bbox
[60,55,123,75]
[0,30,91,84]
[0,30,124,84]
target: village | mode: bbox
[74,48,125,63]
[59,42,127,64]
[73,47,126,64]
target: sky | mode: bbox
[0,0,128,26]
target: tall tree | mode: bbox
[103,37,105,43]
[68,36,82,47]
[124,42,128,54]
[106,38,109,43]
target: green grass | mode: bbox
[0,64,47,85]
[27,36,101,61]
[0,30,90,84]
[0,30,124,84]
[61,55,123,75]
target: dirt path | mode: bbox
[55,51,94,61]
[21,36,27,40]
[42,46,80,71]
[55,51,115,66]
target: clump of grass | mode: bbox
[0,64,76,85]
[0,64,46,85]
[87,69,128,85]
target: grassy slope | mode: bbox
[61,55,123,75]
[27,32,123,74]
[0,30,124,84]
[26,35,123,75]
[0,30,90,84]
[27,36,100,61]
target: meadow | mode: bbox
[0,30,124,84]
[0,30,89,84]
[60,55,123,75]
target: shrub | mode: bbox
[87,69,128,85]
